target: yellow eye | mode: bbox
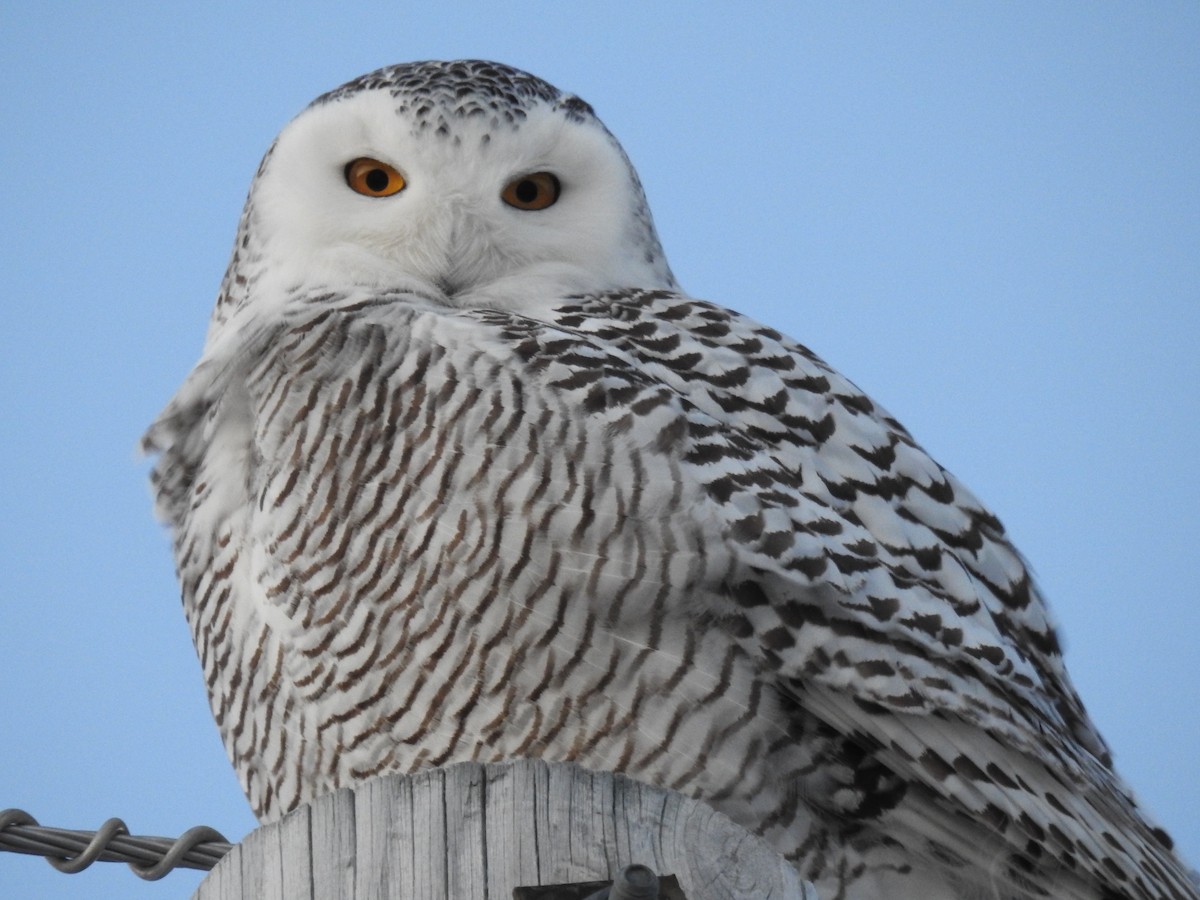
[345,158,406,197]
[501,172,560,210]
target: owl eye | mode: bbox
[501,172,560,210]
[345,158,406,197]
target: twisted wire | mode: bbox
[0,809,232,880]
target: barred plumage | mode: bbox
[144,61,1198,900]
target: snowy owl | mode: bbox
[143,60,1197,900]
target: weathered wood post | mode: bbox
[192,760,815,899]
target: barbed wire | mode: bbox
[0,808,232,881]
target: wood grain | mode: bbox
[192,760,814,899]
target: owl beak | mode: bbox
[431,211,485,301]
[435,276,464,299]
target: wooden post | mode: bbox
[192,759,815,899]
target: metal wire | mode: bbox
[0,808,232,881]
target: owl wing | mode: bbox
[538,288,1196,900]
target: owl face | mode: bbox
[239,63,675,312]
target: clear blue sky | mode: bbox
[2,3,1197,897]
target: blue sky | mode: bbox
[1,3,1197,897]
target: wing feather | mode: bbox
[542,288,1195,900]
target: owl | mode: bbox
[144,60,1197,900]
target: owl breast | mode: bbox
[175,291,819,855]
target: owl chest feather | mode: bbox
[174,298,813,844]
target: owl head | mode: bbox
[210,60,676,334]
